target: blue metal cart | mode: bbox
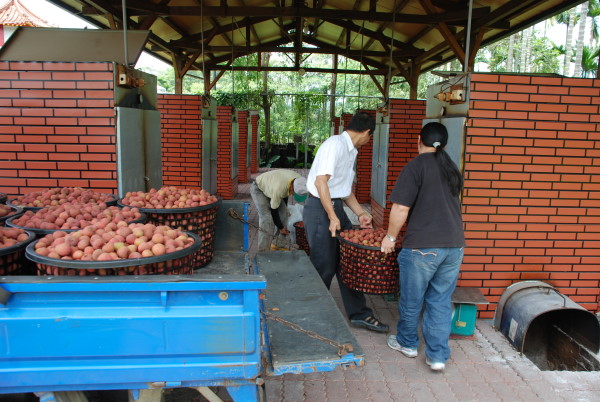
[0,201,364,402]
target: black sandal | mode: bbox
[350,316,389,333]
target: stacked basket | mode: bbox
[130,202,221,268]
[1,193,31,274]
[26,231,201,277]
[0,227,36,275]
[118,187,222,269]
[293,221,310,255]
[5,187,149,276]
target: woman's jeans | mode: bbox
[395,247,464,363]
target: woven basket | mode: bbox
[293,221,310,255]
[26,232,201,277]
[0,229,36,275]
[337,234,400,294]
[118,197,222,269]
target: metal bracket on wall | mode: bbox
[117,64,145,88]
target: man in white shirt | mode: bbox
[251,169,308,252]
[303,112,388,333]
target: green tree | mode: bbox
[580,45,600,77]
[477,31,560,74]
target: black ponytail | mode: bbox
[420,122,463,196]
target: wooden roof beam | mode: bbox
[362,0,411,52]
[323,18,422,53]
[419,0,465,65]
[205,65,390,74]
[118,1,490,24]
[188,44,418,60]
[171,17,271,46]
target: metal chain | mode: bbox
[228,208,351,355]
[227,208,293,249]
[264,312,354,357]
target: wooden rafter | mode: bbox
[118,1,489,24]
[419,0,466,65]
[44,0,585,83]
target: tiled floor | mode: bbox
[240,169,600,402]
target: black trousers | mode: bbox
[302,196,372,320]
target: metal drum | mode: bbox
[494,281,600,371]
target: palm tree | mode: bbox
[555,7,577,75]
[588,0,600,42]
[575,2,589,76]
[506,34,515,71]
[581,45,600,77]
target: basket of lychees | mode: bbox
[337,228,400,294]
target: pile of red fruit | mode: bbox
[12,187,114,208]
[120,186,218,209]
[0,227,30,249]
[0,204,15,218]
[33,222,195,262]
[339,228,393,249]
[11,203,142,231]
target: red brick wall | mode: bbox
[355,109,376,203]
[462,73,600,317]
[238,110,250,183]
[371,100,425,228]
[0,61,117,197]
[216,105,237,199]
[250,112,259,173]
[157,94,202,189]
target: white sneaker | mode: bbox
[426,358,445,371]
[387,335,418,358]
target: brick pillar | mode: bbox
[238,110,250,183]
[355,109,376,204]
[157,94,202,189]
[216,105,237,199]
[250,111,260,173]
[332,116,341,135]
[371,99,425,229]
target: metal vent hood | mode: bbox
[0,27,149,65]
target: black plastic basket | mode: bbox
[118,197,222,269]
[26,231,201,276]
[6,211,147,237]
[293,221,310,256]
[7,193,118,212]
[0,206,23,227]
[0,229,36,275]
[337,234,400,295]
[0,193,6,204]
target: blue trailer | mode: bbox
[0,201,364,401]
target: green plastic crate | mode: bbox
[451,303,477,336]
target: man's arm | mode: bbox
[314,174,340,237]
[343,193,373,229]
[269,204,290,235]
[381,203,410,253]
